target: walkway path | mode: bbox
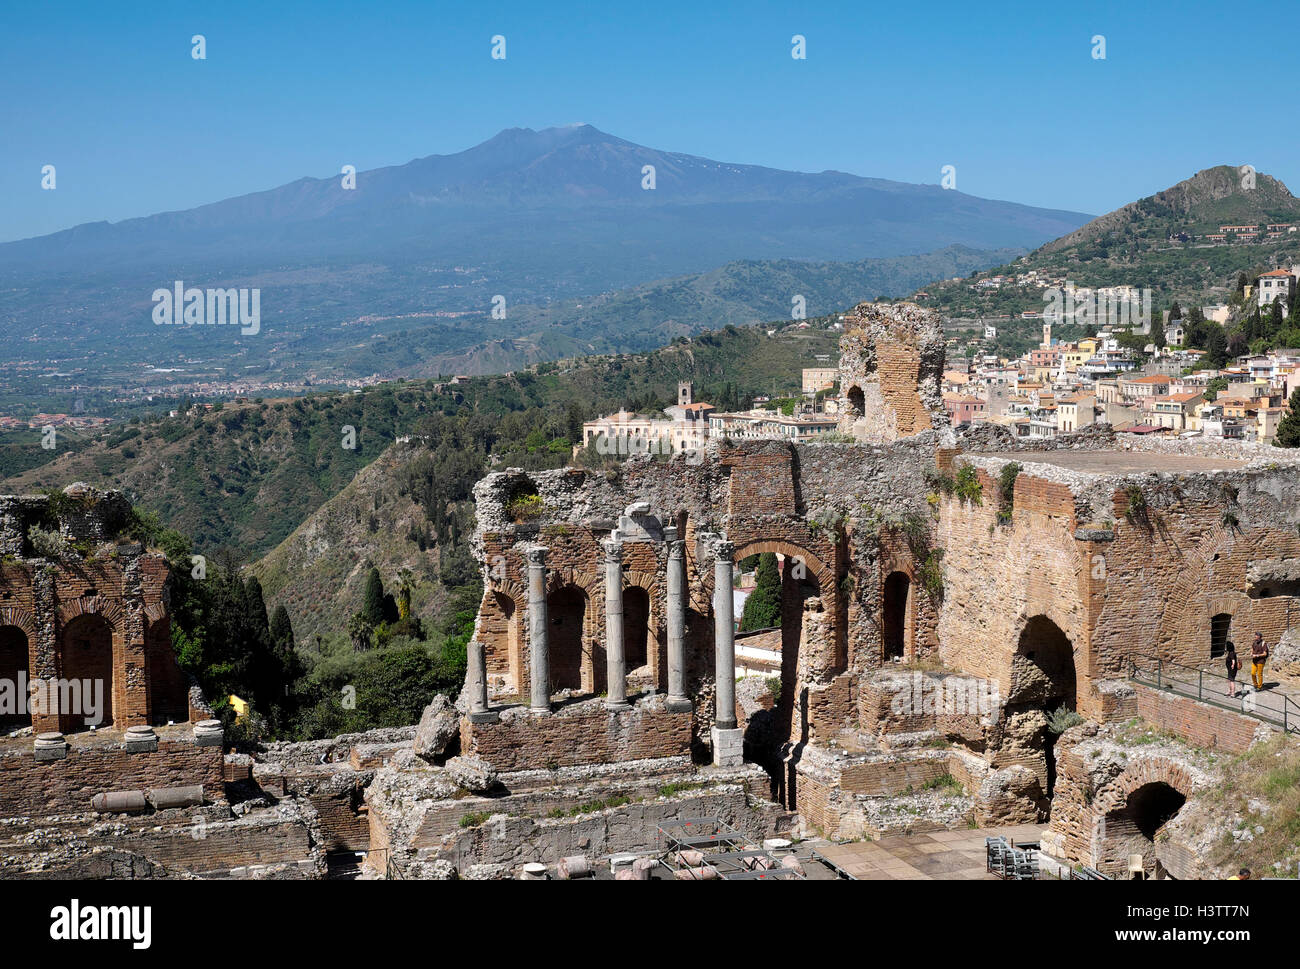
[812,823,1047,880]
[1130,659,1300,734]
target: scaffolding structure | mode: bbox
[654,816,805,880]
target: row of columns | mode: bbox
[467,531,737,741]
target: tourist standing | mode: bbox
[1224,642,1241,698]
[1249,633,1269,691]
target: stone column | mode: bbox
[466,639,497,723]
[603,538,630,711]
[527,546,550,714]
[713,542,737,730]
[665,527,691,712]
[711,542,742,766]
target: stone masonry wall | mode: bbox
[0,733,224,818]
[462,702,693,772]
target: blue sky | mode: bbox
[2,0,1295,243]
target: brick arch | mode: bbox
[1153,521,1293,663]
[623,569,659,595]
[545,581,592,692]
[1155,522,1237,649]
[1090,755,1200,878]
[56,596,124,632]
[487,577,527,612]
[845,384,866,418]
[619,570,664,684]
[544,567,600,600]
[0,616,34,728]
[57,608,119,731]
[0,606,36,640]
[1006,611,1082,704]
[723,539,835,595]
[144,611,186,725]
[1092,756,1199,817]
[481,580,526,694]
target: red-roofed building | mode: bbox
[1258,268,1296,309]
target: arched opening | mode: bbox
[1210,612,1231,659]
[623,587,650,672]
[847,385,865,418]
[1010,616,1077,709]
[882,571,911,661]
[1128,783,1187,840]
[1009,615,1077,803]
[489,591,522,693]
[0,626,31,730]
[730,543,831,806]
[1102,782,1187,878]
[60,614,115,730]
[547,587,586,693]
[145,617,187,725]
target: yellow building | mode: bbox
[1060,347,1089,374]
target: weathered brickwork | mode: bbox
[0,730,223,817]
[1133,685,1259,754]
[837,301,947,442]
[456,302,1300,850]
[0,486,189,733]
[943,452,1300,721]
[462,702,693,772]
[1042,724,1216,878]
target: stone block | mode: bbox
[712,726,744,767]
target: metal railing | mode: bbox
[1127,653,1300,735]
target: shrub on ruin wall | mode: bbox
[25,524,68,559]
[506,493,546,523]
[1123,486,1149,527]
[925,465,982,505]
[1046,705,1085,734]
[955,465,983,504]
[918,549,945,600]
[996,463,1020,526]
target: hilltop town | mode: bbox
[575,264,1300,454]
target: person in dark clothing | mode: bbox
[1224,642,1241,698]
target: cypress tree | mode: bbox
[1275,388,1300,448]
[361,567,386,626]
[740,552,782,631]
[269,603,295,652]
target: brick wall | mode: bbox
[463,707,692,772]
[0,735,223,818]
[1133,684,1259,753]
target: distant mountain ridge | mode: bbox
[1,125,1088,259]
[413,244,1025,376]
[1040,165,1300,257]
[0,125,1088,387]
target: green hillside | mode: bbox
[2,315,843,643]
[920,166,1300,319]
